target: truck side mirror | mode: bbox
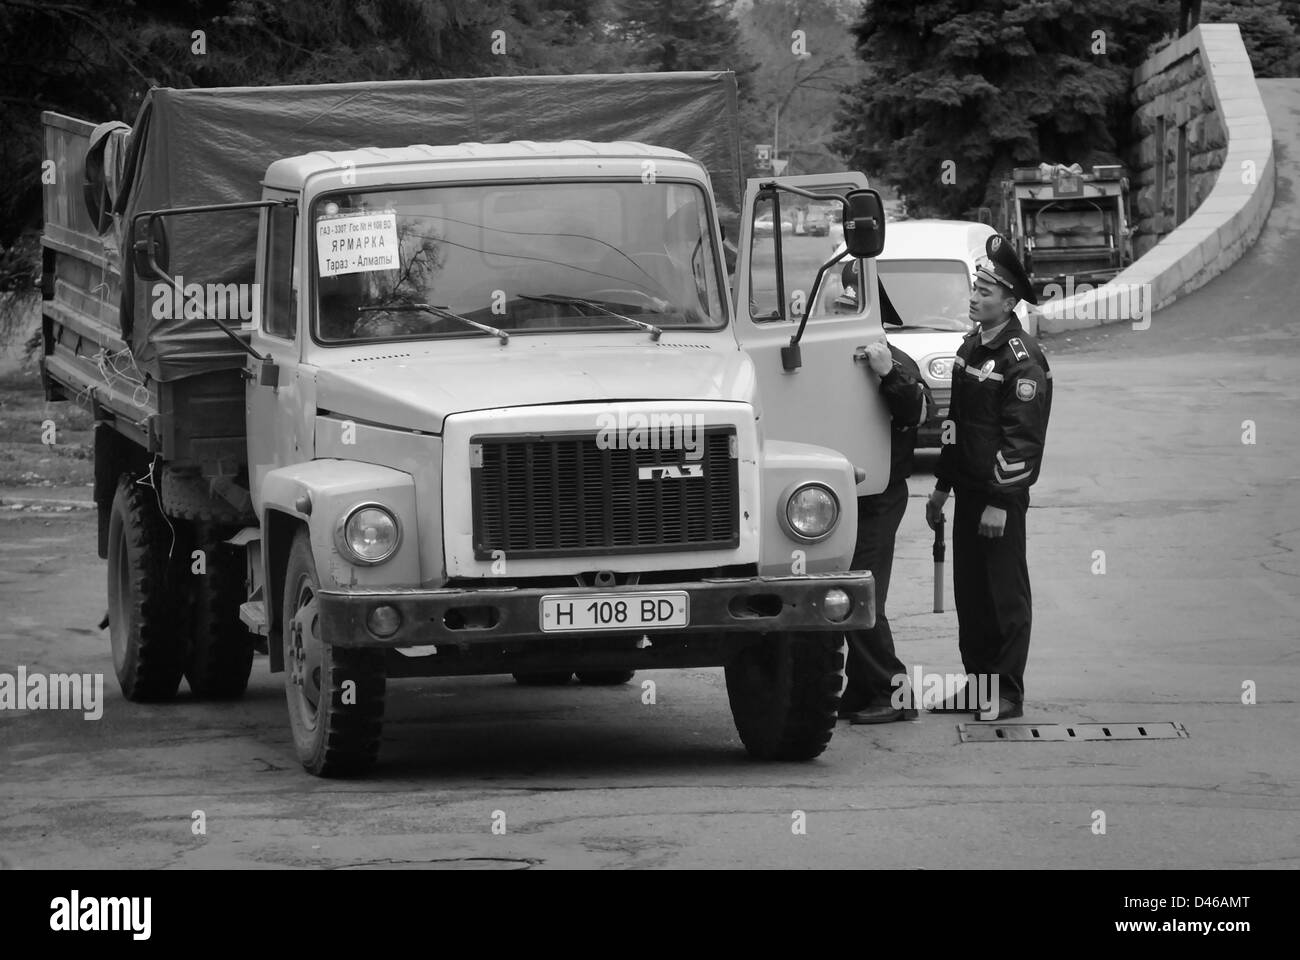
[842,189,885,259]
[131,217,170,281]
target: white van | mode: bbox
[813,219,1037,447]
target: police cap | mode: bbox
[973,233,1037,306]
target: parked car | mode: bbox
[802,205,831,236]
[810,220,1038,448]
[753,211,793,235]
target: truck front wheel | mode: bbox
[106,473,186,701]
[283,530,386,776]
[725,632,846,761]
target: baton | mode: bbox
[932,512,945,613]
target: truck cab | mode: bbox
[225,141,886,773]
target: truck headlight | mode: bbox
[785,484,839,542]
[336,503,400,565]
[928,357,955,380]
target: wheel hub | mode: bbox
[288,617,304,686]
[287,584,322,717]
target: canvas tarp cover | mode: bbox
[115,71,742,382]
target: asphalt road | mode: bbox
[3,321,1296,868]
[2,85,1298,871]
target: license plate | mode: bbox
[539,592,689,632]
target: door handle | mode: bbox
[852,345,870,363]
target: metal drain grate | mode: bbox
[959,721,1188,743]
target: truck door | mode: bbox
[245,198,307,505]
[733,173,892,496]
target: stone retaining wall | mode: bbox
[1038,24,1275,334]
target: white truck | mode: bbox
[40,72,896,776]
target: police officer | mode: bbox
[925,234,1052,720]
[839,324,930,724]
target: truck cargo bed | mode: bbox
[41,111,246,474]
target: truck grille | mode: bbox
[471,428,739,559]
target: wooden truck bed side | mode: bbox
[40,111,247,475]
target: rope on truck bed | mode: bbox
[92,347,150,409]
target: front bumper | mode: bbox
[316,572,875,650]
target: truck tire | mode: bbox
[282,529,386,777]
[184,540,254,699]
[106,474,186,701]
[512,672,573,686]
[576,670,635,685]
[725,631,846,761]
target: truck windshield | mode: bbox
[875,259,974,332]
[312,181,727,343]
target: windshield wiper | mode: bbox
[358,302,508,344]
[518,294,662,341]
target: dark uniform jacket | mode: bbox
[934,315,1052,509]
[878,343,931,489]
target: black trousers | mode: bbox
[842,480,909,710]
[952,488,1032,704]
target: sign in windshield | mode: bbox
[312,181,727,343]
[316,211,400,277]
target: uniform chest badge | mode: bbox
[976,359,996,381]
[1016,377,1037,401]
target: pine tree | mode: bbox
[1202,0,1300,77]
[1279,0,1300,32]
[832,0,1178,218]
[617,0,757,96]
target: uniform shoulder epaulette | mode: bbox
[1008,337,1029,362]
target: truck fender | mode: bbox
[759,439,860,577]
[259,460,421,668]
